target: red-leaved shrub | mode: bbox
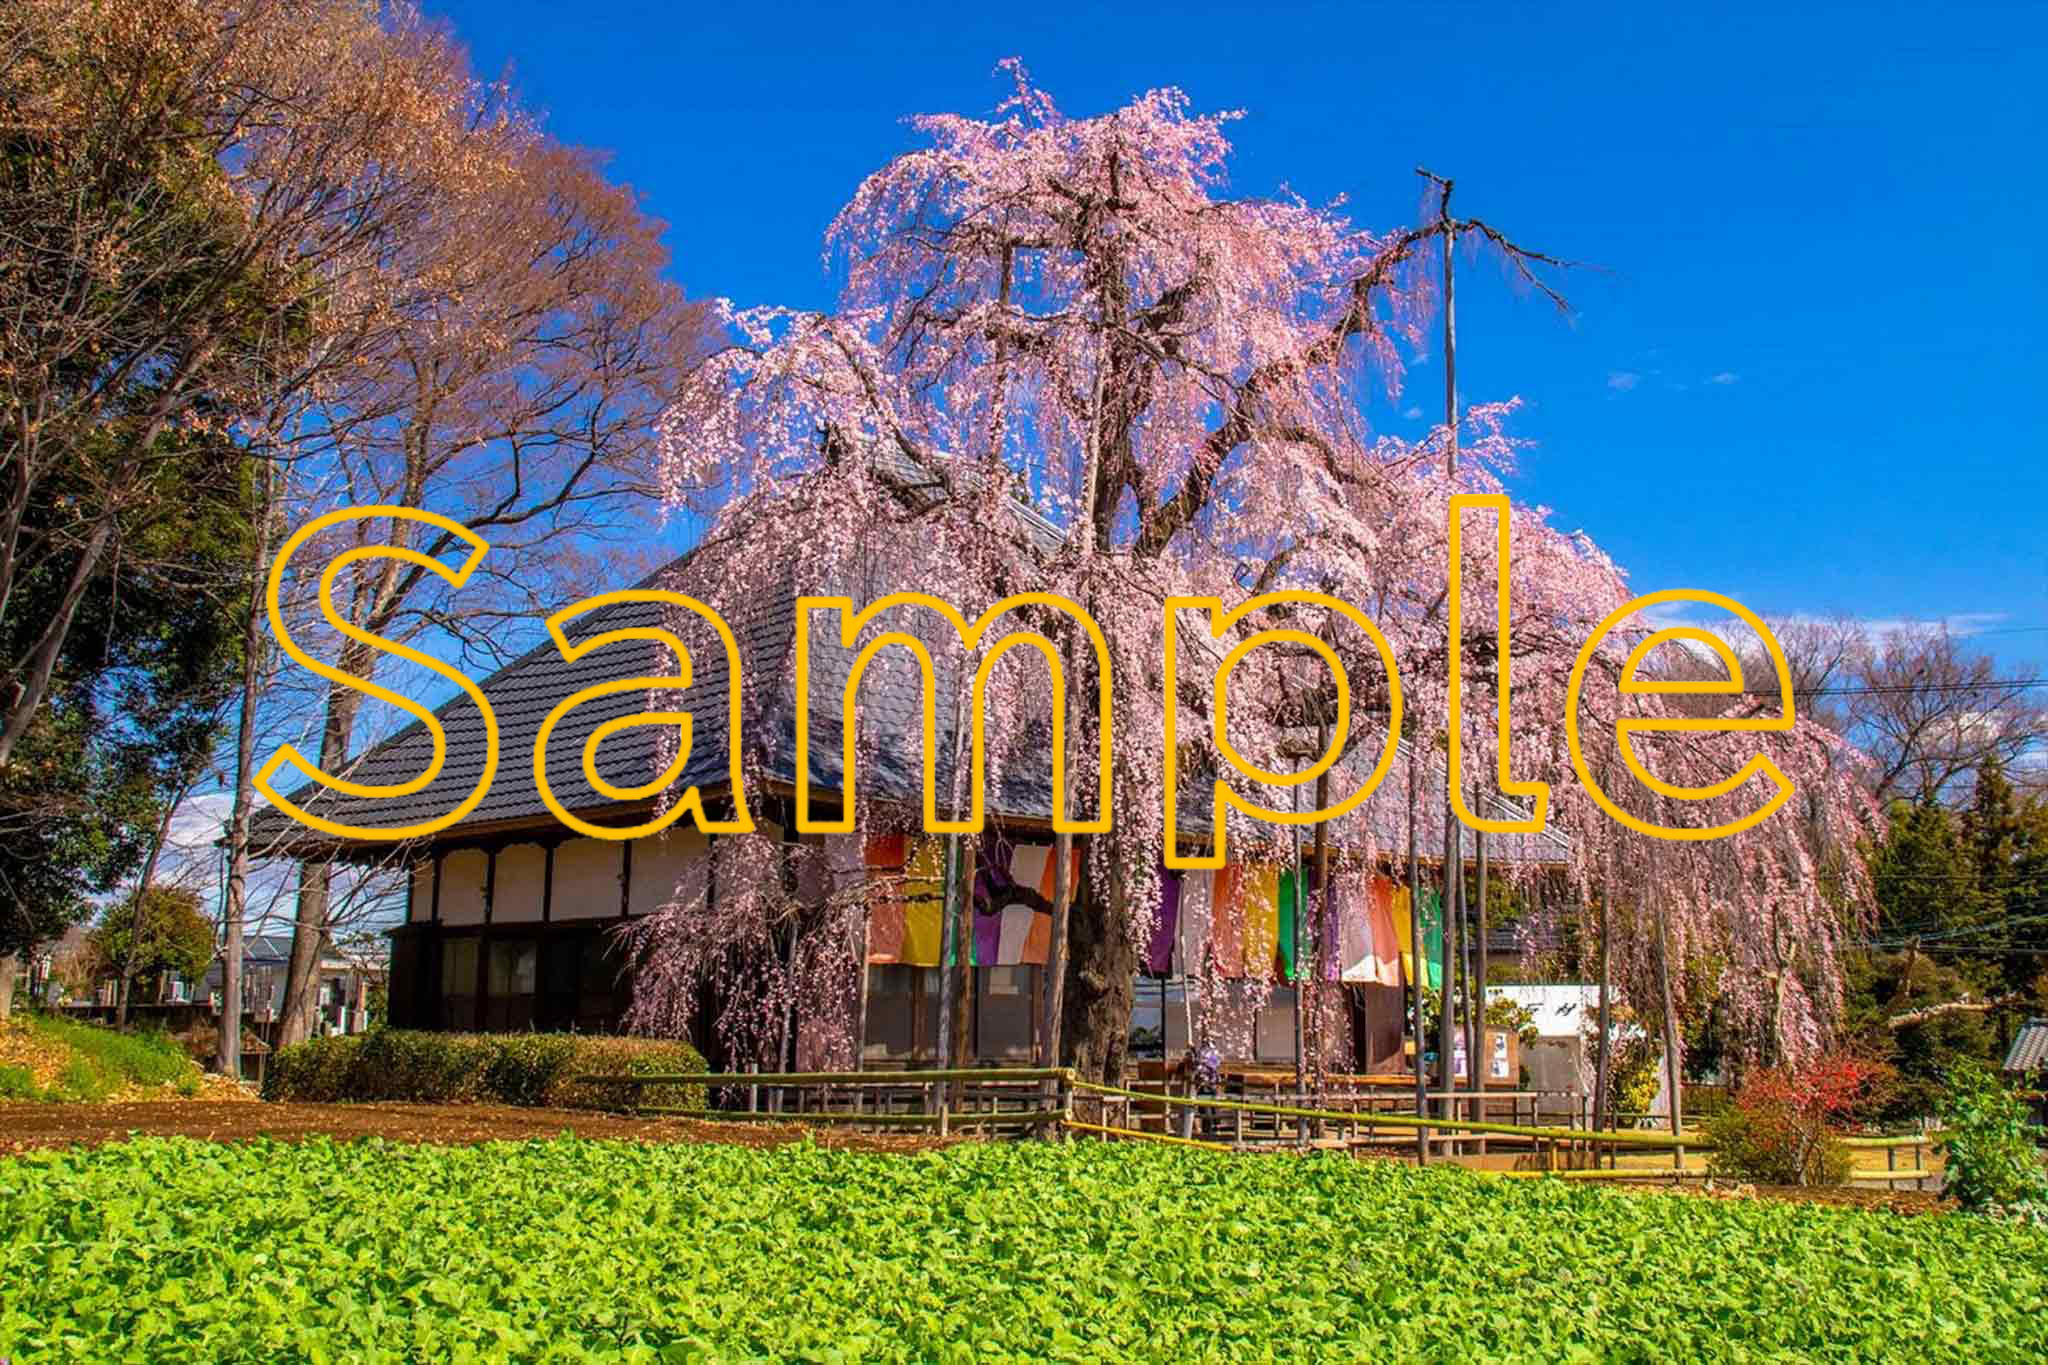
[1706,1052,1892,1186]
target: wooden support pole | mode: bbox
[1651,866,1684,1171]
[1312,712,1334,1123]
[1291,756,1307,1143]
[1471,818,1488,1129]
[1406,744,1426,1165]
[937,834,961,1070]
[851,842,872,1072]
[1432,164,1460,1150]
[540,841,556,925]
[1594,842,1614,1142]
[1438,804,1459,1129]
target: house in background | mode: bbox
[1488,983,1603,1119]
[27,924,92,1008]
[55,931,385,1079]
[194,933,387,1038]
[69,932,379,1029]
[2005,1018,2048,1126]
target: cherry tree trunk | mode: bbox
[1059,870,1138,1085]
[1593,850,1614,1134]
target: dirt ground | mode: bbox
[0,1101,1953,1214]
[0,1100,961,1157]
[1602,1177,1945,1216]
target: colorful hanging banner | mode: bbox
[1010,843,1081,903]
[1385,884,1444,991]
[971,894,1002,968]
[1365,875,1402,987]
[1143,866,1181,976]
[1320,878,1343,983]
[867,836,1080,970]
[1338,877,1365,980]
[1211,863,1281,980]
[902,837,946,966]
[1245,864,1281,981]
[1335,876,1365,982]
[1209,864,1245,977]
[1338,875,1397,986]
[1421,888,1444,992]
[1277,867,1301,982]
[1260,865,1349,983]
[863,834,907,964]
[1173,869,1213,977]
[966,837,1061,967]
[861,833,945,967]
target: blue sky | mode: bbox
[426,0,2046,669]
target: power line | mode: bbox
[1738,679,2048,698]
[1853,942,2048,957]
[1857,910,2048,950]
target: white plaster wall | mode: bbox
[551,838,622,920]
[408,861,434,923]
[627,827,708,916]
[492,843,548,923]
[439,848,489,926]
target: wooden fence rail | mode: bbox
[575,1067,1941,1186]
[583,1066,1076,1137]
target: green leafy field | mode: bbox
[3,1137,2044,1362]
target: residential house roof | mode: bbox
[2005,1018,2048,1073]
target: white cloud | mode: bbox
[1831,611,2008,642]
[1606,371,1640,392]
[1708,372,1740,385]
[1628,604,2011,656]
[1401,405,1423,420]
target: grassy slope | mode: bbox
[0,1012,201,1101]
[3,1137,2044,1362]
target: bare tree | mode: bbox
[1757,616,1865,735]
[1724,617,2040,806]
[0,0,505,768]
[214,455,283,1075]
[1845,626,2043,805]
[269,133,714,1045]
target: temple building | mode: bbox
[255,453,1568,1071]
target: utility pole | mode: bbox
[1310,696,1332,1097]
[1406,741,1427,1164]
[1470,792,1489,1126]
[1422,167,1463,1121]
[1594,840,1615,1136]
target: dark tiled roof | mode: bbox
[260,593,681,836]
[2006,1019,2048,1073]
[243,934,294,963]
[194,934,358,992]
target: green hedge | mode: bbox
[263,1031,705,1111]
